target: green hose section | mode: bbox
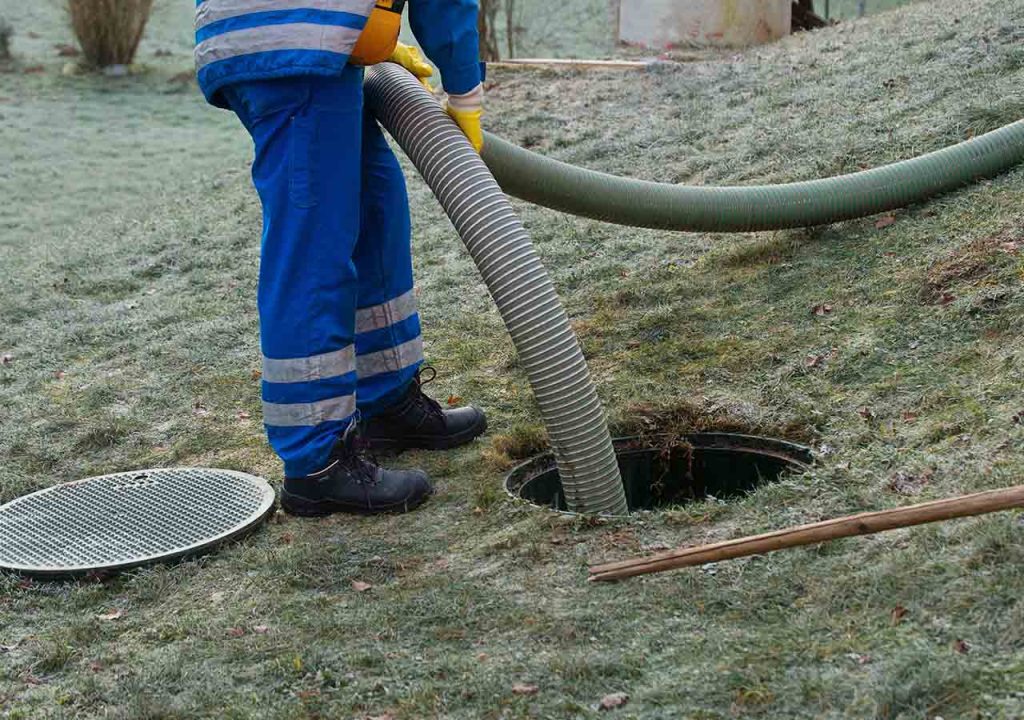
[480,121,1024,232]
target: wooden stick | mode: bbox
[589,485,1024,582]
[488,58,653,71]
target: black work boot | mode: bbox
[280,427,433,516]
[363,367,488,452]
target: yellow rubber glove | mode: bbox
[445,84,484,153]
[387,43,434,88]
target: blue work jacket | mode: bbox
[195,0,482,108]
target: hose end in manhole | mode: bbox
[506,433,813,517]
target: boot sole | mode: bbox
[279,487,433,517]
[366,414,488,454]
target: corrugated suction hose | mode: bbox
[481,122,1024,232]
[364,63,629,515]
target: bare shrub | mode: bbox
[66,0,154,68]
[0,18,13,62]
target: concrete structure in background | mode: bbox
[618,0,792,48]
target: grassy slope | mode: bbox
[2,0,1024,718]
[815,0,922,20]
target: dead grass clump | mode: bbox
[491,425,548,460]
[67,0,153,68]
[957,101,1024,138]
[482,425,549,472]
[614,399,815,447]
[718,234,802,269]
[922,230,1022,303]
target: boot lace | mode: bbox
[409,365,445,420]
[339,419,379,486]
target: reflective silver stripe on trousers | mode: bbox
[262,346,355,384]
[355,289,419,335]
[195,23,363,69]
[196,0,375,31]
[262,394,356,427]
[357,337,424,378]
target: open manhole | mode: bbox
[0,468,276,578]
[506,433,813,515]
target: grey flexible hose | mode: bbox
[480,121,1024,232]
[364,63,628,515]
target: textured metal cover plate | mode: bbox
[0,468,276,578]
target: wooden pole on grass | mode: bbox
[589,485,1024,582]
[487,58,654,70]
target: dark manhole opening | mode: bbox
[506,433,813,515]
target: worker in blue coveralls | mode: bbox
[194,0,488,517]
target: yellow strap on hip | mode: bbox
[350,0,405,67]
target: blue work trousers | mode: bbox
[224,68,423,477]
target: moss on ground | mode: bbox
[2,0,1024,717]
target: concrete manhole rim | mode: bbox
[0,467,277,578]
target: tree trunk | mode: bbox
[477,0,500,61]
[505,0,516,59]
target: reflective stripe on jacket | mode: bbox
[195,0,482,109]
[195,0,376,107]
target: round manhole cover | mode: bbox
[0,468,276,578]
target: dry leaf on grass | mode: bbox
[512,683,539,695]
[804,347,836,369]
[599,692,629,710]
[888,470,931,496]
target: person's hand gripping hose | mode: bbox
[386,43,434,89]
[445,83,484,153]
